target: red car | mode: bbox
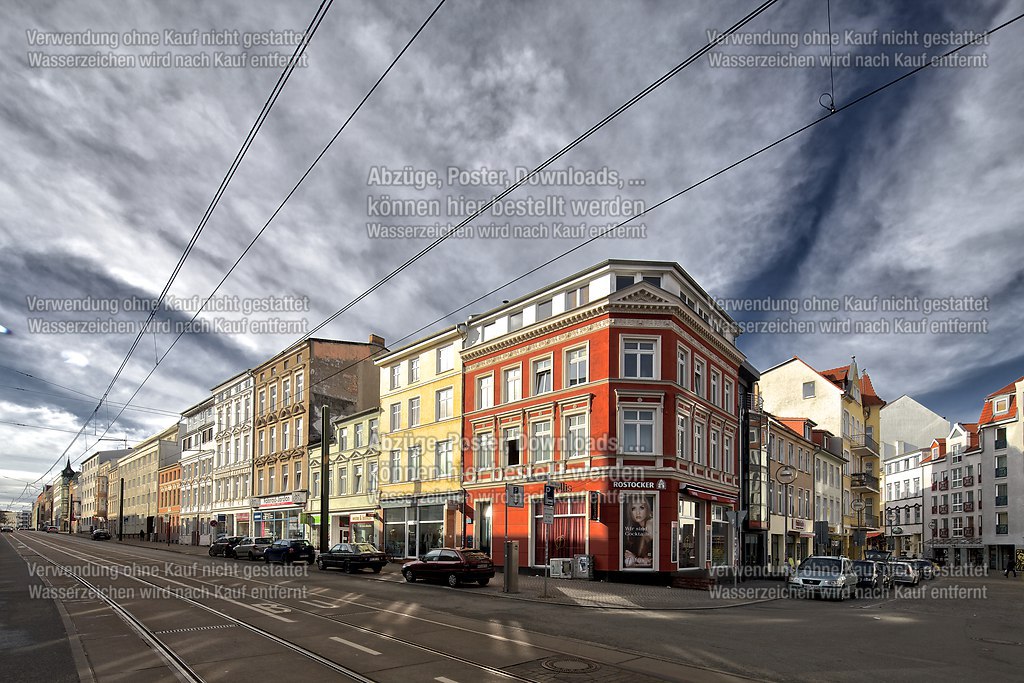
[402,548,495,587]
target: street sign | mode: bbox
[543,484,555,507]
[775,466,797,484]
[543,507,554,525]
[506,484,525,508]
[852,499,866,512]
[253,511,263,522]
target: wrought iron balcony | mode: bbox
[852,513,878,528]
[931,506,938,515]
[994,438,1007,450]
[963,501,975,512]
[962,475,974,487]
[850,432,879,456]
[964,527,975,537]
[996,524,1009,535]
[995,467,1007,478]
[938,505,949,514]
[938,479,949,490]
[939,528,949,538]
[851,472,879,491]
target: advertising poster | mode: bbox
[622,493,656,569]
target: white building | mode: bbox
[78,449,129,532]
[925,423,983,567]
[977,376,1023,570]
[211,371,254,537]
[180,398,215,544]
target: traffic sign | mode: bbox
[543,484,555,507]
[852,499,866,512]
[543,507,554,525]
[506,484,525,508]
[253,511,263,522]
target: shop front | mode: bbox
[323,510,382,548]
[382,492,463,559]
[253,491,308,540]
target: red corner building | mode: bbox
[461,260,753,581]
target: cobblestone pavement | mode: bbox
[108,536,782,610]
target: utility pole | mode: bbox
[319,405,330,552]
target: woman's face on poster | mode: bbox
[629,497,652,524]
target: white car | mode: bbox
[787,556,859,601]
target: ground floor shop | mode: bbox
[382,492,465,559]
[208,509,250,537]
[306,509,384,549]
[987,544,1023,571]
[253,491,309,541]
[464,477,739,579]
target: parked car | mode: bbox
[852,560,886,591]
[402,548,495,587]
[17,526,30,531]
[46,525,59,533]
[264,538,316,564]
[209,535,244,558]
[0,525,14,533]
[909,559,937,580]
[235,536,274,561]
[317,543,387,573]
[787,556,858,600]
[890,561,920,585]
[91,529,111,540]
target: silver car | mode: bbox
[890,561,921,585]
[234,536,274,560]
[787,556,859,601]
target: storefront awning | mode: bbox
[679,485,735,505]
[866,531,883,538]
[799,532,815,538]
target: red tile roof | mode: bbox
[860,373,886,407]
[985,376,1023,400]
[819,365,849,388]
[979,395,1018,426]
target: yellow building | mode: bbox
[307,407,382,547]
[375,326,465,559]
[110,424,180,538]
[758,357,886,558]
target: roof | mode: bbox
[985,376,1023,400]
[860,373,886,407]
[819,365,849,388]
[979,394,1018,427]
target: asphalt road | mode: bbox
[3,531,1022,682]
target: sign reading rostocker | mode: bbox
[611,480,667,490]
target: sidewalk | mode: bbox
[109,538,783,610]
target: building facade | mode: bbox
[376,327,465,559]
[461,260,746,579]
[157,462,182,543]
[977,376,1023,570]
[112,425,179,538]
[211,371,254,536]
[180,399,215,544]
[78,449,129,532]
[252,336,385,541]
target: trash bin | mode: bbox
[572,554,594,579]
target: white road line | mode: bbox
[302,599,337,608]
[330,636,380,655]
[435,677,461,683]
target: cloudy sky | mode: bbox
[2,0,1022,508]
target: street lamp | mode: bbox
[852,497,866,559]
[775,465,797,569]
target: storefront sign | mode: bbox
[612,479,667,490]
[258,492,308,509]
[236,512,250,522]
[350,513,376,523]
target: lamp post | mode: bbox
[775,465,797,569]
[852,497,865,559]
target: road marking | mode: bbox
[302,599,337,608]
[435,677,460,683]
[330,636,380,655]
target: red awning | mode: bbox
[866,531,883,538]
[680,485,734,504]
[799,532,815,538]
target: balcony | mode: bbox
[995,467,1007,478]
[937,480,949,491]
[963,501,975,512]
[996,524,1009,535]
[939,528,950,538]
[931,505,938,515]
[938,505,949,514]
[962,475,974,487]
[851,473,880,492]
[996,495,1008,506]
[995,438,1007,450]
[852,513,878,528]
[850,432,879,456]
[964,527,975,538]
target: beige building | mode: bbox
[111,424,180,538]
[78,449,129,531]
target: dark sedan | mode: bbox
[402,548,495,587]
[209,535,244,558]
[852,560,885,590]
[91,529,111,540]
[316,543,387,573]
[264,538,316,564]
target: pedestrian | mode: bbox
[1005,557,1017,578]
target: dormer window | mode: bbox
[994,397,1009,414]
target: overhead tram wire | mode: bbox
[14,0,336,499]
[7,0,451,507]
[0,384,182,418]
[291,13,1024,397]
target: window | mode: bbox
[408,356,420,384]
[504,427,522,466]
[677,348,689,390]
[710,370,720,406]
[354,465,363,493]
[476,432,495,469]
[258,390,266,415]
[295,372,304,403]
[532,357,553,394]
[621,409,655,454]
[281,463,289,491]
[802,381,815,399]
[565,413,588,458]
[723,435,733,473]
[408,397,420,427]
[258,431,265,457]
[710,430,720,469]
[269,426,276,453]
[530,421,553,462]
[269,385,277,411]
[368,418,378,445]
[435,440,453,477]
[615,274,635,290]
[509,311,524,331]
[390,365,401,390]
[390,403,401,431]
[408,446,421,481]
[623,339,657,379]
[355,423,365,447]
[694,423,705,465]
[389,450,401,483]
[641,274,662,287]
[283,379,291,406]
[436,387,453,420]
[338,427,348,451]
[437,344,454,372]
[268,468,275,494]
[536,299,552,320]
[952,467,963,488]
[503,366,522,402]
[724,379,734,414]
[566,347,588,386]
[693,358,705,397]
[281,421,290,450]
[476,375,493,409]
[565,285,589,309]
[677,414,690,459]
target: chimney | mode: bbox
[368,334,385,347]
